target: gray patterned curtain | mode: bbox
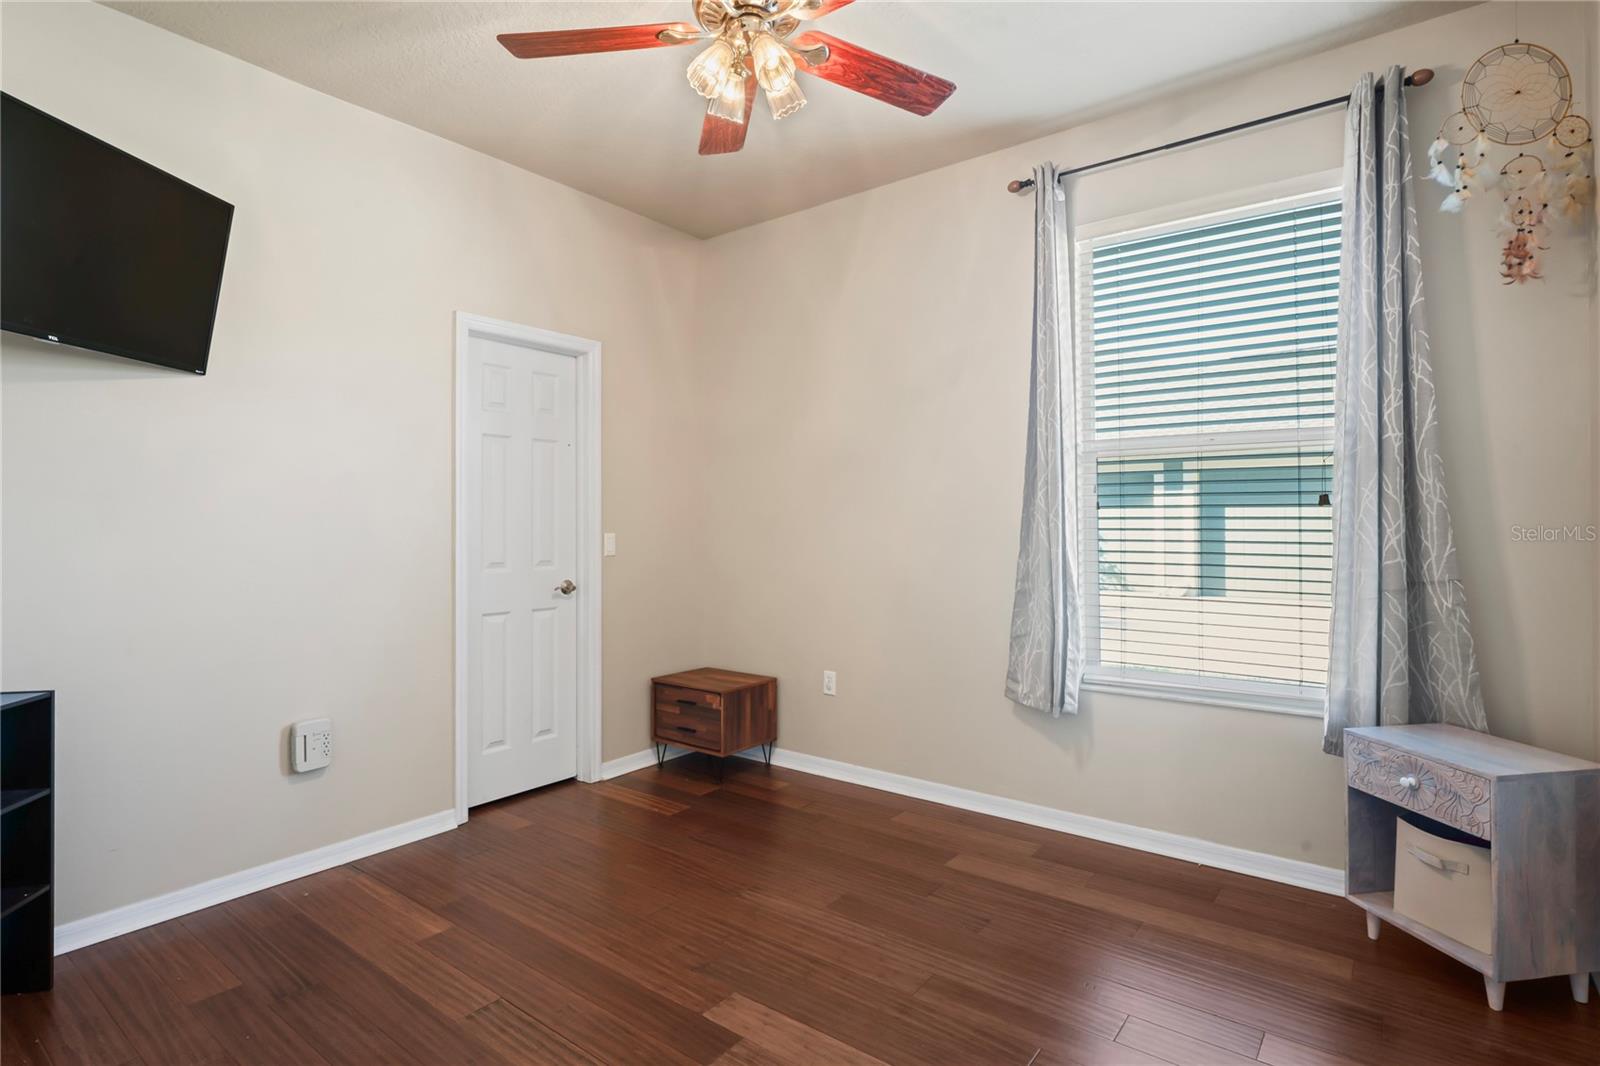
[1324,69,1488,755]
[1007,164,1086,717]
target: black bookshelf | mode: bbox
[2,690,53,993]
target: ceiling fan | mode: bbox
[497,0,956,155]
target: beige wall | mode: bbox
[1,0,705,923]
[1590,1,1600,761]
[3,0,1596,927]
[692,0,1600,869]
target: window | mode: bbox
[1078,191,1338,713]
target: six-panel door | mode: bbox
[465,332,578,805]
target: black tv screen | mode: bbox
[1,93,233,374]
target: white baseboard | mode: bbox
[728,747,1343,895]
[600,743,719,779]
[54,809,456,956]
[588,745,1345,895]
[600,747,665,779]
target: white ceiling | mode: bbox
[109,1,1454,237]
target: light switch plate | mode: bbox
[291,718,333,772]
[603,532,617,557]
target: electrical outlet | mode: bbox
[603,532,617,557]
[290,718,333,772]
[822,670,837,696]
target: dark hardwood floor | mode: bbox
[5,756,1596,1065]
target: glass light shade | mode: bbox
[764,78,806,120]
[749,32,795,93]
[708,73,749,124]
[687,38,737,99]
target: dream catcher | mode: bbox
[1427,40,1594,284]
[1462,41,1570,143]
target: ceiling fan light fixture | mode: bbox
[708,72,750,124]
[749,31,796,93]
[764,78,806,120]
[496,1,957,157]
[687,37,737,99]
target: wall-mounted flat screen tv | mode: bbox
[1,92,234,374]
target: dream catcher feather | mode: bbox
[1430,111,1488,212]
[1432,40,1594,283]
[1498,196,1546,283]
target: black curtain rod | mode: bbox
[1006,68,1433,194]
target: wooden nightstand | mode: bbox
[651,668,776,769]
[1345,724,1600,1010]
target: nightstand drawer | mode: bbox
[655,684,722,712]
[653,700,724,750]
[1346,733,1494,840]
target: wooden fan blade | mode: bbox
[792,32,955,116]
[699,76,757,155]
[791,0,856,19]
[498,23,697,59]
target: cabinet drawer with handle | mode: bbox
[1345,734,1494,840]
[655,685,721,712]
[652,697,724,751]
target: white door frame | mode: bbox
[454,311,602,824]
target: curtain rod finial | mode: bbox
[1408,68,1434,87]
[1007,178,1031,194]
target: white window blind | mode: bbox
[1080,196,1338,696]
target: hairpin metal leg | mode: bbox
[761,742,773,767]
[654,743,667,769]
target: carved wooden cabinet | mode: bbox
[1345,724,1599,1010]
[651,668,776,767]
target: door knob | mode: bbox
[555,579,577,595]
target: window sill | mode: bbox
[1080,668,1325,719]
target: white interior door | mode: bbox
[465,332,578,805]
